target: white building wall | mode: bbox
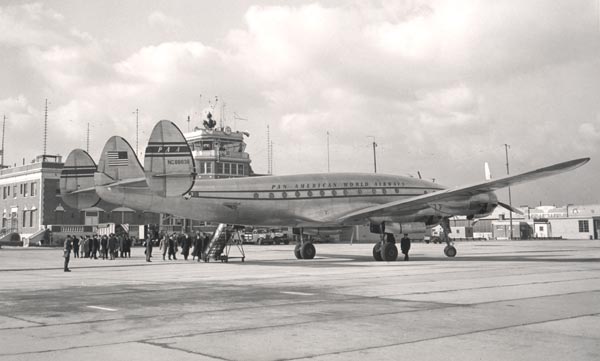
[549,218,593,239]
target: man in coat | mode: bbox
[400,234,411,261]
[63,235,73,272]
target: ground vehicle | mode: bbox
[243,229,290,245]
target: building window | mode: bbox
[30,210,36,227]
[13,185,17,198]
[578,220,589,232]
[7,186,10,196]
[231,163,238,175]
[197,161,205,174]
[22,211,27,227]
[238,164,244,175]
[23,184,28,197]
[216,163,223,174]
[206,162,212,174]
[31,182,36,197]
[2,187,6,199]
[224,163,230,174]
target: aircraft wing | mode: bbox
[338,157,590,222]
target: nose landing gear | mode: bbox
[441,217,457,258]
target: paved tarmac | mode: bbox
[0,240,599,361]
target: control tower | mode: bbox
[159,112,255,232]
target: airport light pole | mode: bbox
[504,144,513,240]
[367,136,377,173]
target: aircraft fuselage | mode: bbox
[95,172,498,227]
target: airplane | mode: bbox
[60,120,590,261]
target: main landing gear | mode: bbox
[294,228,316,260]
[372,233,398,262]
[441,217,457,258]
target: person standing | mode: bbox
[159,235,168,261]
[63,235,73,272]
[400,233,411,261]
[82,236,89,258]
[72,236,80,258]
[100,235,108,260]
[168,235,178,260]
[181,233,191,260]
[94,235,101,259]
[192,232,201,261]
[145,236,153,262]
[108,233,116,260]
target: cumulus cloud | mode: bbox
[147,11,182,33]
[0,1,598,204]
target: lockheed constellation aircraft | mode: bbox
[60,120,589,261]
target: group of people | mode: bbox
[63,233,135,272]
[146,231,211,262]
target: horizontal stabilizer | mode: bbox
[60,149,100,209]
[144,120,196,197]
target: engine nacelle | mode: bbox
[370,222,427,234]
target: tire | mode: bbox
[380,242,398,262]
[294,244,303,259]
[444,245,457,257]
[372,243,383,261]
[300,242,316,259]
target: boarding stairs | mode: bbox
[204,224,245,262]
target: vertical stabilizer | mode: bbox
[144,120,195,197]
[60,149,100,209]
[484,162,492,181]
[97,136,145,184]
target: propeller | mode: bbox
[498,201,524,215]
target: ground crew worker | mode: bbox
[400,233,411,261]
[63,235,73,272]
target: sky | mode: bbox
[0,0,598,207]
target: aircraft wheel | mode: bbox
[444,245,457,257]
[294,244,303,259]
[380,242,398,262]
[300,242,316,259]
[372,243,383,261]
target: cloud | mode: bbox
[0,1,598,205]
[147,11,182,33]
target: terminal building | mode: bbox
[0,154,158,245]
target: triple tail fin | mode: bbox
[60,149,100,209]
[144,120,195,197]
[96,136,145,185]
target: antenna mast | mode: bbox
[504,143,513,240]
[267,125,271,174]
[86,122,90,153]
[43,99,48,161]
[133,108,139,156]
[327,131,330,172]
[1,115,5,166]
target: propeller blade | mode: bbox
[498,201,524,215]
